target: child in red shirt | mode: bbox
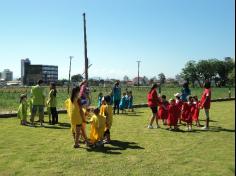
[158,95,169,125]
[174,93,183,124]
[182,96,194,131]
[192,96,201,127]
[167,99,179,130]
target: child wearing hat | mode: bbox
[17,94,28,126]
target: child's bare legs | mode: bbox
[205,109,210,128]
[155,116,159,128]
[74,125,81,148]
[148,113,156,128]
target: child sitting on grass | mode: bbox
[89,108,106,147]
[65,86,86,149]
[17,94,28,126]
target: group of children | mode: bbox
[65,86,113,149]
[98,90,134,114]
[152,93,201,131]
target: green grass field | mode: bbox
[0,86,234,113]
[0,101,235,176]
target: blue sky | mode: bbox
[0,0,235,80]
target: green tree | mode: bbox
[158,73,166,84]
[180,60,201,87]
[71,74,83,83]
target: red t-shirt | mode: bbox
[147,89,159,107]
[200,88,211,109]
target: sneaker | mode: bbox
[148,125,153,129]
[40,123,44,127]
[201,126,209,130]
[156,125,160,128]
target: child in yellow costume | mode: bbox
[65,87,86,148]
[89,108,106,146]
[100,95,113,144]
[17,94,28,125]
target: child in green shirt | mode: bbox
[17,94,28,126]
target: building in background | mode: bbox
[21,58,58,85]
[1,69,13,81]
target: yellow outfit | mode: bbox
[65,98,83,133]
[89,114,106,143]
[100,104,113,130]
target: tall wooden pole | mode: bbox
[67,56,73,94]
[83,13,88,81]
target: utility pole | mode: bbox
[137,60,141,88]
[83,13,88,81]
[68,56,73,94]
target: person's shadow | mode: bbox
[86,140,145,155]
[194,126,235,133]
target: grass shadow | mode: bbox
[43,125,70,130]
[57,122,71,127]
[194,126,235,133]
[86,140,144,154]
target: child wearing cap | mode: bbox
[17,94,28,126]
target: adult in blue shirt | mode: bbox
[112,80,121,114]
[180,82,191,102]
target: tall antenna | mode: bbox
[83,13,89,81]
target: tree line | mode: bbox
[180,57,235,87]
[57,57,235,87]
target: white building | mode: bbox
[1,69,13,81]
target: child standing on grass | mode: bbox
[158,95,169,125]
[147,83,160,129]
[192,96,201,127]
[97,92,103,108]
[182,96,194,131]
[80,99,90,146]
[167,99,179,130]
[103,96,113,144]
[89,108,106,147]
[47,83,58,125]
[17,94,28,126]
[174,93,183,124]
[119,92,127,114]
[65,86,85,148]
[128,91,134,112]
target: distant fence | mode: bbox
[0,97,234,118]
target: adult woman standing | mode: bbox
[147,83,160,129]
[200,80,212,130]
[112,80,121,115]
[180,82,191,102]
[47,83,58,125]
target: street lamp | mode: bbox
[137,60,141,88]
